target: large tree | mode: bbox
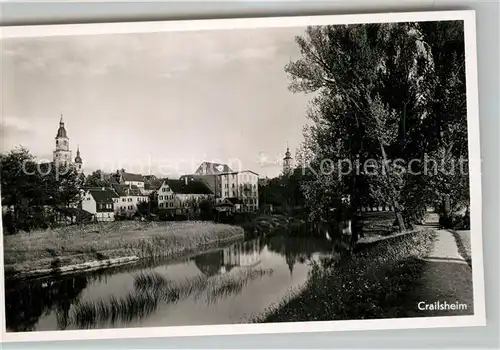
[286,23,435,231]
[84,169,107,188]
[1,147,82,233]
[287,21,468,231]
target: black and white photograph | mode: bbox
[0,10,484,342]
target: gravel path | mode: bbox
[404,228,474,317]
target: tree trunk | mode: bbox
[378,142,406,232]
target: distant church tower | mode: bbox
[53,114,72,166]
[74,145,83,173]
[283,144,293,176]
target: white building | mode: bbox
[237,170,259,212]
[184,162,260,212]
[112,184,149,217]
[156,178,213,215]
[81,188,118,222]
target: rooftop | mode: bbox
[86,188,119,203]
[121,172,145,182]
[194,162,233,175]
[166,179,213,195]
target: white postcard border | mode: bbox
[0,9,485,343]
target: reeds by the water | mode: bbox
[71,267,273,328]
[252,230,436,323]
[4,221,244,274]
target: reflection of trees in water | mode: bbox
[5,275,88,332]
[266,236,333,275]
[5,240,266,332]
[71,267,273,329]
[193,250,224,277]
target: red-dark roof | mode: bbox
[179,174,217,193]
[166,179,213,195]
[87,188,118,203]
[54,206,93,219]
[144,175,158,182]
[121,172,145,182]
[144,179,164,191]
[112,184,143,197]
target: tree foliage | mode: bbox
[84,170,107,188]
[1,147,82,233]
[286,21,468,230]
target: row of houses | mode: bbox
[80,162,260,221]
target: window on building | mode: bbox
[122,198,126,202]
[159,196,163,200]
[128,205,133,210]
[128,198,132,202]
[225,184,228,188]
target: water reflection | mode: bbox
[5,276,88,332]
[72,268,274,329]
[5,235,334,331]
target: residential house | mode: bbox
[215,197,242,213]
[156,177,213,216]
[179,174,218,198]
[237,170,259,212]
[112,184,149,217]
[215,170,259,212]
[81,188,119,221]
[52,206,93,224]
[184,164,259,212]
[142,177,164,196]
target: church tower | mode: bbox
[74,144,83,173]
[53,114,72,166]
[282,144,293,176]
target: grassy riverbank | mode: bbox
[253,229,436,322]
[3,221,244,279]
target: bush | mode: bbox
[439,215,453,229]
[452,212,470,230]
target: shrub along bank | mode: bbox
[253,229,435,322]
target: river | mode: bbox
[5,235,338,332]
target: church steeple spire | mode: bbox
[74,144,83,172]
[54,113,72,166]
[282,142,293,176]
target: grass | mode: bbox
[251,229,436,322]
[4,221,244,277]
[240,214,290,236]
[451,229,472,268]
[71,268,273,328]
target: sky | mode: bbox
[1,26,314,178]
